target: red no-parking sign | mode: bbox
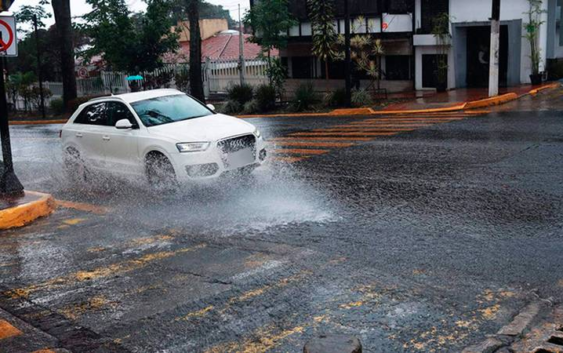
[0,16,17,57]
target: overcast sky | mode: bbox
[10,0,250,29]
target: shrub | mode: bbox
[222,99,242,114]
[227,83,254,106]
[323,88,347,107]
[254,84,276,112]
[352,89,373,107]
[291,82,318,112]
[49,98,64,115]
[243,99,260,114]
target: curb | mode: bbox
[0,191,56,230]
[9,119,67,125]
[8,83,561,124]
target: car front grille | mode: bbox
[217,134,256,154]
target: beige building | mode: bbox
[173,19,229,42]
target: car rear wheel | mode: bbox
[64,148,89,185]
[146,153,178,191]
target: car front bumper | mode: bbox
[171,137,267,182]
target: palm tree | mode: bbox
[187,0,205,102]
[52,0,77,112]
[308,0,337,80]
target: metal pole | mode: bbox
[0,56,24,196]
[344,0,351,107]
[33,15,46,119]
[238,4,246,85]
[488,0,501,97]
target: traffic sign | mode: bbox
[1,0,14,12]
[0,16,17,57]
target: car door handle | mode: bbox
[75,132,83,138]
[102,136,110,141]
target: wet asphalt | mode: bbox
[1,89,563,353]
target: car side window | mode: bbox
[74,102,109,126]
[107,102,138,127]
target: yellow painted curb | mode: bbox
[9,119,67,125]
[464,93,518,110]
[0,191,56,230]
[529,83,559,96]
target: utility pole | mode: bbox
[33,14,46,119]
[344,0,351,107]
[238,4,246,85]
[488,0,501,97]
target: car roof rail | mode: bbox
[88,95,121,103]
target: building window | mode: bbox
[420,0,449,34]
[386,55,413,80]
[291,57,315,79]
[385,0,414,14]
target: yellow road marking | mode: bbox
[271,137,371,142]
[312,128,417,132]
[291,132,404,136]
[273,141,355,148]
[175,306,215,321]
[32,350,57,353]
[5,244,207,299]
[271,156,309,163]
[62,218,86,226]
[270,149,329,155]
[56,200,108,215]
[0,320,23,340]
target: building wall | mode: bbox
[414,0,550,89]
[174,19,229,42]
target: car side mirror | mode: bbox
[115,119,134,129]
[207,104,216,111]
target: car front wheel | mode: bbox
[146,153,178,191]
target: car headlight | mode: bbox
[254,128,262,139]
[176,142,210,153]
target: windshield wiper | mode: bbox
[146,110,173,122]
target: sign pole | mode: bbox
[488,0,501,97]
[0,55,24,196]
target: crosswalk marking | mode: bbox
[273,141,355,148]
[268,112,486,163]
[270,149,329,155]
[0,320,23,340]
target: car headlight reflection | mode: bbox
[254,128,262,139]
[176,142,210,153]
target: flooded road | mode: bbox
[2,90,563,352]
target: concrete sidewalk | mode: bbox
[381,84,557,112]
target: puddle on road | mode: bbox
[19,145,337,236]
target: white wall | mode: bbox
[414,0,550,88]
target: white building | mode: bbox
[414,0,562,90]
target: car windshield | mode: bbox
[131,94,213,127]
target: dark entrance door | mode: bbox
[466,26,509,88]
[422,54,442,89]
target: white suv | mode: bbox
[61,89,266,187]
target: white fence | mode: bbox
[40,58,269,103]
[205,57,269,94]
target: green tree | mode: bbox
[308,0,337,79]
[52,0,78,111]
[84,0,179,74]
[243,0,297,82]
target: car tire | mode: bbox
[146,153,178,191]
[64,148,89,185]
